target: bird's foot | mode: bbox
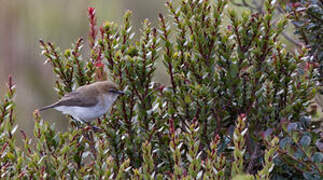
[88,125,103,133]
[70,116,103,133]
[83,122,103,133]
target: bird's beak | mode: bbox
[116,90,125,95]
[110,89,125,95]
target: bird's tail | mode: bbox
[38,104,55,111]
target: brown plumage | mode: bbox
[38,81,124,123]
[39,81,121,111]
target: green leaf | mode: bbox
[311,152,323,163]
[279,137,291,149]
[230,63,239,78]
[184,95,192,104]
[299,135,311,147]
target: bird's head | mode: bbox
[99,81,124,97]
[92,81,124,105]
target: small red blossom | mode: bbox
[157,84,166,92]
[88,7,95,14]
[215,134,220,142]
[88,7,97,48]
[239,113,246,119]
[192,116,197,125]
[95,47,103,68]
[95,61,104,68]
[305,62,310,70]
[291,2,301,9]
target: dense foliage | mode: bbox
[287,0,322,86]
[0,0,321,179]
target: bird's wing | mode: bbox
[39,85,99,111]
[54,91,99,107]
[62,91,80,98]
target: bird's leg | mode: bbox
[85,121,103,133]
[69,116,83,128]
[70,116,102,133]
[74,118,103,133]
[70,118,100,158]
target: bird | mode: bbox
[38,81,124,126]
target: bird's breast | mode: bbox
[102,94,118,111]
[55,105,105,121]
[53,95,117,122]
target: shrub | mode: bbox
[287,0,322,86]
[231,0,322,91]
[0,0,321,179]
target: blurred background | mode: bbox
[0,0,166,136]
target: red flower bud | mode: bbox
[291,2,301,9]
[88,7,95,15]
[239,113,246,119]
[95,61,104,68]
[88,7,97,48]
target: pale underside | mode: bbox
[54,94,118,123]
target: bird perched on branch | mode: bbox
[38,81,124,129]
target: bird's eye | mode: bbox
[109,89,117,93]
